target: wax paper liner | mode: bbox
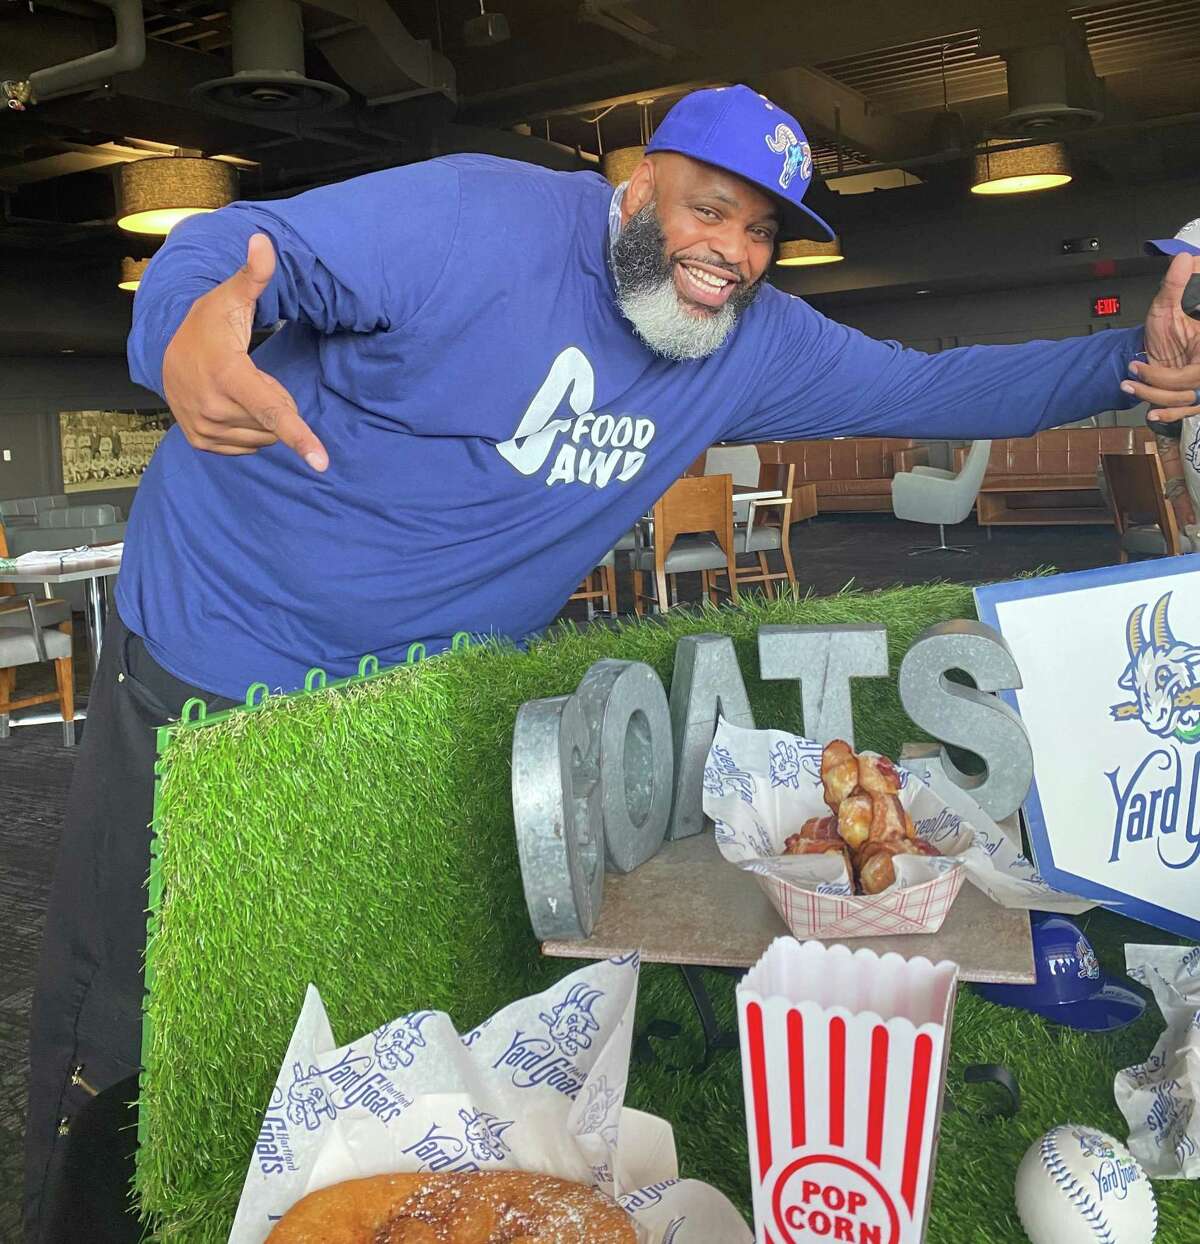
[1116,944,1200,1178]
[228,953,751,1242]
[703,721,1092,939]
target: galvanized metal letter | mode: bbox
[758,624,889,747]
[666,634,755,840]
[897,620,1033,820]
[575,659,674,873]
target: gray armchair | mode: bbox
[891,439,992,553]
[0,593,76,745]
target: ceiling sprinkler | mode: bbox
[464,0,510,46]
[2,79,33,111]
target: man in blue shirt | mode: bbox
[23,85,1200,1241]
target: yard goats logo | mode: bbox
[703,745,756,803]
[540,982,604,1057]
[401,1108,515,1173]
[1076,937,1100,980]
[577,1074,622,1148]
[491,981,603,1098]
[764,123,812,190]
[1111,594,1200,742]
[285,1046,412,1131]
[1106,594,1200,870]
[372,1011,436,1069]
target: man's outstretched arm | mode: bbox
[729,303,1144,444]
[127,161,462,468]
[731,251,1200,444]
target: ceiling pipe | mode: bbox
[802,108,1200,186]
[3,0,145,110]
[578,0,677,61]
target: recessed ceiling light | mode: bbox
[60,349,76,354]
[916,289,931,295]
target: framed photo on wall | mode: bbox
[59,408,173,493]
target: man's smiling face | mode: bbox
[611,152,780,360]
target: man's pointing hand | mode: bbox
[161,233,329,471]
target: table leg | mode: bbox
[678,965,741,1069]
[85,576,107,676]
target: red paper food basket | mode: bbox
[752,866,967,939]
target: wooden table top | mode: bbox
[543,831,1035,985]
[978,475,1100,492]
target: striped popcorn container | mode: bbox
[737,938,958,1244]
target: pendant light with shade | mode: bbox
[600,99,654,186]
[971,141,1071,195]
[118,154,238,235]
[118,257,151,291]
[776,238,844,267]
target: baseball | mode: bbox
[1016,1124,1156,1244]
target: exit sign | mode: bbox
[1092,295,1121,318]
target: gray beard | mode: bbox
[611,203,761,361]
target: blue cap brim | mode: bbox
[975,981,1146,1033]
[645,144,835,243]
[779,198,835,245]
[1145,239,1200,257]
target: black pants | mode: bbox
[24,610,235,1243]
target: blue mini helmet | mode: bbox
[975,915,1146,1033]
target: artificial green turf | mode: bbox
[140,583,1200,1241]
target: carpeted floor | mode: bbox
[0,513,1124,1241]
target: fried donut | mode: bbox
[857,753,902,796]
[856,838,941,894]
[820,740,859,811]
[266,1170,638,1244]
[837,793,873,849]
[868,793,910,843]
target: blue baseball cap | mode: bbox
[646,85,835,243]
[1144,217,1200,257]
[974,915,1146,1033]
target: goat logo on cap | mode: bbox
[1110,594,1200,742]
[764,122,812,190]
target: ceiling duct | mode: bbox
[2,0,145,111]
[304,0,456,107]
[980,17,1104,136]
[191,0,349,114]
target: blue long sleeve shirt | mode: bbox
[123,154,1142,698]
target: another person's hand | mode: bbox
[1122,251,1200,424]
[161,233,329,470]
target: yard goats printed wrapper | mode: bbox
[703,720,1091,940]
[228,954,751,1243]
[1115,943,1200,1179]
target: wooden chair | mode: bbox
[0,521,76,744]
[717,461,799,599]
[1101,451,1186,561]
[568,549,618,618]
[631,474,739,614]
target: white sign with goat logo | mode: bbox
[976,557,1200,939]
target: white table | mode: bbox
[731,486,785,504]
[0,551,121,677]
